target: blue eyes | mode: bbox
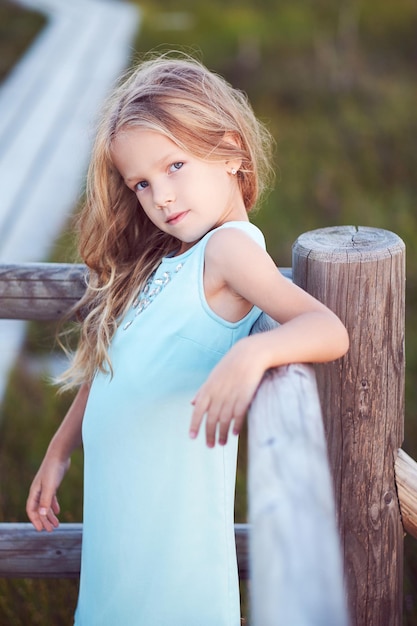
[134,162,183,192]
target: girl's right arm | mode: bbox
[26,382,90,532]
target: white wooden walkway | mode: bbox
[0,0,140,402]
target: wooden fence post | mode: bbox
[247,339,349,625]
[292,226,405,626]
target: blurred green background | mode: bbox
[0,0,417,623]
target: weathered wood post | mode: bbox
[247,353,349,626]
[293,226,405,626]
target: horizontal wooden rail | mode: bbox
[395,449,417,539]
[0,523,82,579]
[0,523,249,579]
[0,263,87,320]
[0,262,292,321]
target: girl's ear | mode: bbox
[226,158,243,177]
[223,131,243,174]
[223,131,242,150]
[227,161,242,177]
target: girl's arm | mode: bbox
[190,228,349,447]
[26,382,90,531]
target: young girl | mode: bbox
[27,54,349,625]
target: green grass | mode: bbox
[0,365,81,625]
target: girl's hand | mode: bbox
[190,337,264,448]
[26,454,71,532]
[26,383,89,531]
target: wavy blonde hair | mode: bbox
[60,53,275,388]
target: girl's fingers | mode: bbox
[231,410,246,437]
[27,484,60,532]
[191,391,246,447]
[51,495,61,515]
[38,506,60,532]
[189,392,209,440]
[217,419,231,446]
[38,490,60,531]
[216,399,237,446]
[35,507,59,532]
[205,395,228,448]
[230,393,252,436]
[26,488,43,530]
[191,373,257,447]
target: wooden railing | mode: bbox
[1,225,417,625]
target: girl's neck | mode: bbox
[176,216,250,256]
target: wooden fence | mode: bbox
[1,224,417,625]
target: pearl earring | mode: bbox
[231,168,237,175]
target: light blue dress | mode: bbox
[75,221,265,625]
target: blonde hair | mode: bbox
[61,53,275,388]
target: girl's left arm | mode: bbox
[190,228,349,447]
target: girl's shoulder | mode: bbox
[202,221,268,323]
[203,220,266,251]
[203,221,270,292]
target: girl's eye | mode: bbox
[170,162,183,172]
[135,181,149,191]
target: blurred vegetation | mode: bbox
[1,0,417,623]
[0,365,81,625]
[0,3,81,623]
[0,0,45,82]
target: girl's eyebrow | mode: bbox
[125,151,185,184]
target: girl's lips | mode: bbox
[166,211,189,225]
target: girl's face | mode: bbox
[111,128,247,254]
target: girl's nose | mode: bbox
[153,182,175,209]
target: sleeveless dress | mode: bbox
[75,221,265,626]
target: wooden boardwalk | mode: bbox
[0,0,139,401]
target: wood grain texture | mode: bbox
[0,265,292,321]
[0,263,87,320]
[248,315,349,626]
[0,523,82,578]
[293,225,405,626]
[0,523,250,580]
[395,449,417,539]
